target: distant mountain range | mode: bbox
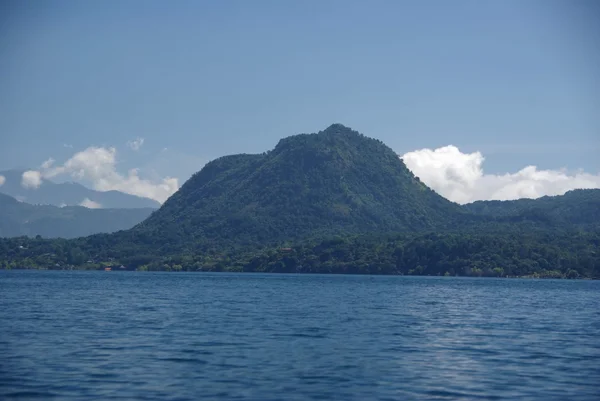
[0,169,160,209]
[0,192,154,239]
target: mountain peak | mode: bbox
[272,124,384,159]
[322,123,355,134]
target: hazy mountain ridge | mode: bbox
[0,193,154,239]
[0,169,160,209]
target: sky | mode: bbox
[1,0,599,204]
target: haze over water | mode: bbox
[1,271,599,400]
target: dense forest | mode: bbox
[1,229,598,279]
[1,125,599,278]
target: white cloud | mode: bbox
[41,158,55,169]
[63,144,73,149]
[21,170,43,189]
[127,137,145,151]
[0,175,5,187]
[402,145,600,204]
[79,198,102,209]
[35,146,178,203]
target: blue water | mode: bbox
[1,271,599,400]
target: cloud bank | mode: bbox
[127,137,145,151]
[0,175,5,187]
[21,170,43,189]
[79,198,102,209]
[402,145,600,204]
[32,146,178,203]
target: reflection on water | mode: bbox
[1,271,599,400]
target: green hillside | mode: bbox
[131,124,462,251]
[463,189,600,228]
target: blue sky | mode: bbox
[1,0,599,203]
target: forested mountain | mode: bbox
[0,193,154,238]
[1,124,599,278]
[0,169,160,209]
[131,124,462,250]
[463,189,600,228]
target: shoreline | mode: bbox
[2,267,596,280]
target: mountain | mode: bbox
[463,189,600,228]
[0,193,154,239]
[0,169,160,209]
[130,124,463,250]
[1,124,599,278]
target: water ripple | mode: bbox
[1,271,599,400]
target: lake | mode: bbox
[1,271,599,400]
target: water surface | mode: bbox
[1,271,599,400]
